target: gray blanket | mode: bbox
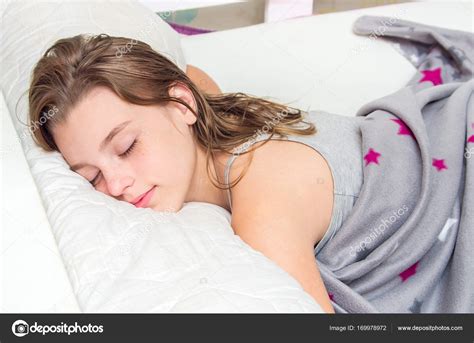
[316,15,474,313]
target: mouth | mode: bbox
[132,186,157,208]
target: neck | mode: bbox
[185,143,232,213]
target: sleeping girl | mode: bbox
[28,34,366,313]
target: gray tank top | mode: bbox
[223,110,365,255]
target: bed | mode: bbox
[1,0,472,313]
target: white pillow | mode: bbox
[24,144,323,312]
[1,0,186,148]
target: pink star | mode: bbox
[391,118,415,138]
[419,67,443,86]
[432,158,448,171]
[468,135,474,143]
[364,148,381,166]
[400,261,419,282]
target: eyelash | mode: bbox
[89,139,138,185]
[119,139,137,158]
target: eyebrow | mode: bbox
[70,120,132,172]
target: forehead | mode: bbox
[75,86,129,119]
[60,86,132,131]
[52,87,134,162]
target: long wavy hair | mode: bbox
[28,34,316,191]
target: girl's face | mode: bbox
[52,85,199,212]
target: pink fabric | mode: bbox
[168,22,215,36]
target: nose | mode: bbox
[102,168,134,198]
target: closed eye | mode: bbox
[89,139,138,186]
[119,139,137,158]
[90,172,101,186]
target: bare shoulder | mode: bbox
[229,138,334,246]
[185,64,221,95]
[227,139,335,313]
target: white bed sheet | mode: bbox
[1,91,80,312]
[181,1,473,116]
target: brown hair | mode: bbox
[28,34,316,191]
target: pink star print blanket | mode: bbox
[316,16,474,313]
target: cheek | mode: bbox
[154,143,196,182]
[143,120,197,185]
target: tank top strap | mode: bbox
[224,133,273,211]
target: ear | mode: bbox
[168,82,197,125]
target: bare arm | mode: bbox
[186,64,222,95]
[229,141,335,313]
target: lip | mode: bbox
[132,186,157,208]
